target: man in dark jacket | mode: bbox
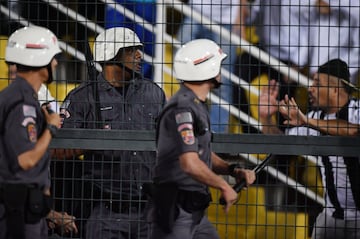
[58,27,166,239]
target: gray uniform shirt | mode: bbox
[154,85,211,194]
[0,77,50,189]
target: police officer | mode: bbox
[151,39,256,239]
[7,63,78,237]
[59,27,166,239]
[0,26,62,239]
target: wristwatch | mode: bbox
[228,163,242,177]
[47,124,58,137]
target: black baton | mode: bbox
[219,154,273,205]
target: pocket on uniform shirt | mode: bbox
[100,109,119,129]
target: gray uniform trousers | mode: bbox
[85,202,151,239]
[150,206,220,239]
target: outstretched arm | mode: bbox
[279,95,359,136]
[232,0,250,39]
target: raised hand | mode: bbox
[279,94,307,126]
[259,79,280,118]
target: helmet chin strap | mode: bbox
[211,78,222,89]
[46,64,54,84]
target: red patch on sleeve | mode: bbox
[27,123,37,142]
[180,128,195,145]
[177,122,195,145]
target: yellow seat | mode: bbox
[163,43,179,99]
[48,82,78,102]
[228,115,243,134]
[0,78,10,91]
[0,35,10,91]
[207,186,309,239]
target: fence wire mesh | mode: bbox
[0,1,359,239]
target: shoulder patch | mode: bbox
[180,129,195,145]
[175,112,193,124]
[23,105,36,118]
[22,117,36,127]
[176,113,195,145]
[27,123,37,143]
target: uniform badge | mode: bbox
[27,123,37,142]
[176,112,195,145]
[180,129,195,145]
[177,122,195,145]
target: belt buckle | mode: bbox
[105,198,146,213]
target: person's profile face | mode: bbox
[117,46,142,75]
[309,73,332,108]
[47,58,58,84]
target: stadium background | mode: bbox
[0,1,359,238]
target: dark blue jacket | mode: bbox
[61,74,166,198]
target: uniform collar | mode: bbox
[180,84,204,103]
[97,73,140,91]
[14,76,38,101]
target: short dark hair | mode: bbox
[318,59,354,93]
[15,63,42,72]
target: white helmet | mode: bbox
[94,27,143,62]
[174,39,227,81]
[5,26,61,67]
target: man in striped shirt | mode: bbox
[259,59,360,239]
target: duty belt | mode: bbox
[104,198,147,213]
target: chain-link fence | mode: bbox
[1,1,359,239]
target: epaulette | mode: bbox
[155,95,180,145]
[62,81,97,103]
[0,85,24,134]
[66,81,92,95]
[134,77,164,94]
[156,92,199,144]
